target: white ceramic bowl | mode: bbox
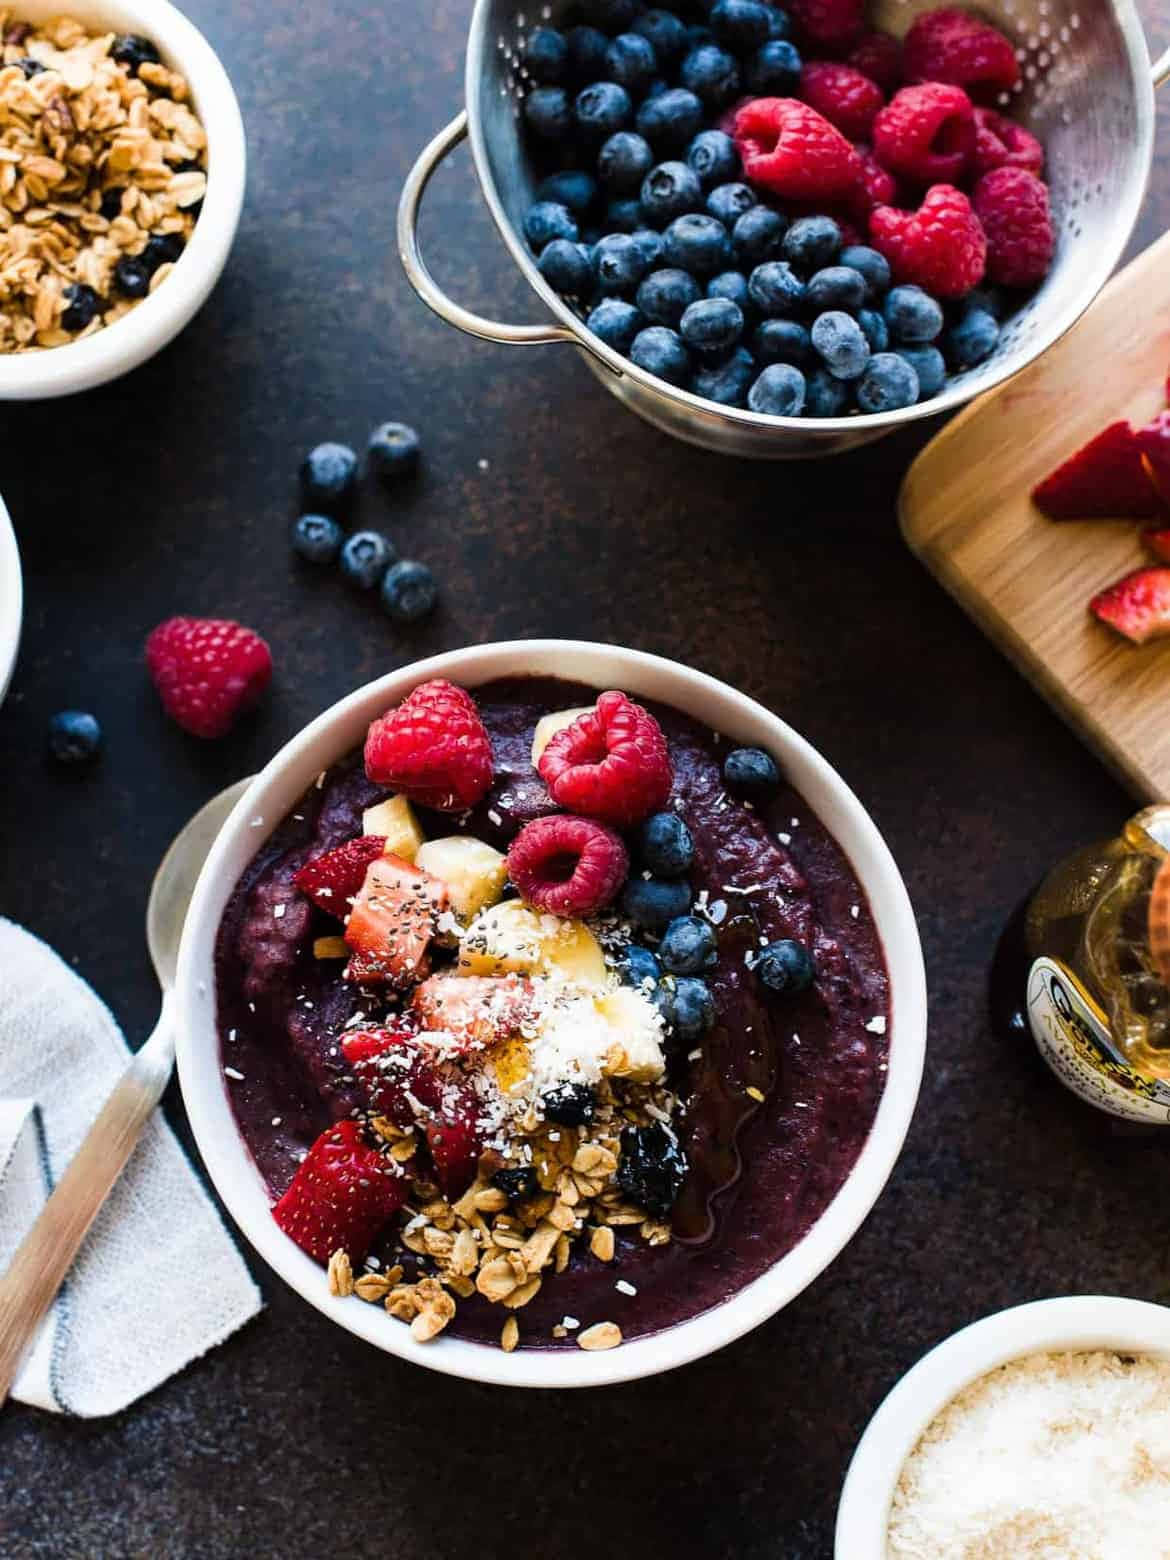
[175,640,928,1387]
[0,494,21,702]
[836,1294,1170,1557]
[0,0,245,400]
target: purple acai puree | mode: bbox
[214,676,889,1347]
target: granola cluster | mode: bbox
[0,11,207,352]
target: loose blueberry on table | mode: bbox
[215,675,890,1352]
[519,1,1055,418]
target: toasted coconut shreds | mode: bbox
[0,10,207,353]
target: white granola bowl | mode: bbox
[0,492,20,701]
[0,0,245,399]
[835,1295,1170,1557]
[175,640,928,1388]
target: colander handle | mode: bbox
[399,112,579,347]
[1154,43,1170,88]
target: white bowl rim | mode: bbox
[835,1293,1170,1558]
[175,639,928,1388]
[0,494,21,702]
[0,0,246,400]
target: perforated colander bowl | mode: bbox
[400,0,1170,459]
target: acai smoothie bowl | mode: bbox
[176,642,926,1386]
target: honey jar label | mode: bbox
[1027,956,1170,1124]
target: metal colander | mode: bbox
[399,0,1170,459]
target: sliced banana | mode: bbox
[416,834,508,923]
[597,985,666,1083]
[362,795,424,863]
[456,899,608,988]
[530,706,593,766]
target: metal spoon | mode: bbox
[0,778,251,1407]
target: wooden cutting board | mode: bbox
[900,230,1170,802]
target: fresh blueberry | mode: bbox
[368,421,421,479]
[99,186,125,220]
[839,244,891,302]
[639,811,694,877]
[606,32,658,93]
[140,232,184,273]
[606,196,644,232]
[748,260,805,316]
[782,215,842,274]
[640,160,703,224]
[707,182,756,228]
[655,977,716,1043]
[948,307,999,369]
[643,77,670,99]
[291,513,344,565]
[380,559,438,623]
[680,43,740,106]
[47,710,102,765]
[620,944,663,991]
[687,23,714,45]
[587,297,645,351]
[692,345,755,406]
[539,238,594,295]
[856,351,920,412]
[765,7,792,37]
[811,310,870,379]
[542,1083,597,1127]
[524,25,568,83]
[659,915,718,975]
[884,284,943,344]
[524,85,573,140]
[636,87,704,154]
[536,168,599,216]
[634,9,690,68]
[593,231,648,293]
[707,270,751,313]
[340,529,396,590]
[61,283,99,331]
[680,296,743,354]
[491,1166,541,1202]
[897,346,946,398]
[748,362,806,415]
[662,213,731,277]
[732,205,786,266]
[686,129,739,189]
[754,317,811,365]
[806,265,867,313]
[113,255,150,298]
[616,1122,688,1215]
[723,745,780,798]
[623,875,693,933]
[580,0,641,27]
[17,57,44,77]
[574,81,632,141]
[636,267,701,327]
[300,442,358,511]
[754,938,816,995]
[523,200,578,249]
[806,366,850,416]
[858,307,889,352]
[111,33,160,73]
[566,25,610,83]
[748,37,802,90]
[631,325,690,385]
[631,228,664,268]
[961,286,1005,321]
[710,0,773,48]
[598,130,654,193]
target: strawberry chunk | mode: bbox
[424,1083,484,1199]
[507,814,629,916]
[538,690,672,827]
[344,853,449,987]
[411,974,537,1052]
[1032,422,1163,520]
[293,835,387,915]
[364,679,493,811]
[903,7,1020,100]
[1144,528,1170,564]
[272,1119,408,1265]
[1136,411,1170,505]
[340,1028,426,1123]
[1091,568,1170,644]
[734,97,862,203]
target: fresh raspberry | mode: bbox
[272,1119,408,1264]
[972,106,1044,178]
[787,0,865,51]
[972,166,1053,287]
[507,814,629,917]
[851,143,899,213]
[872,83,975,185]
[145,616,272,739]
[903,7,1020,99]
[1032,421,1163,519]
[363,678,493,811]
[293,835,387,915]
[799,62,885,142]
[846,30,904,92]
[735,97,863,203]
[537,691,673,827]
[869,183,986,297]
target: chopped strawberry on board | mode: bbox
[364,678,493,811]
[411,973,537,1053]
[1032,422,1164,519]
[1136,410,1170,505]
[1090,568,1170,644]
[344,853,449,987]
[1144,528,1170,564]
[293,835,387,915]
[272,1119,408,1264]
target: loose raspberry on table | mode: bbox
[364,678,493,811]
[871,83,975,186]
[734,97,862,203]
[973,166,1053,287]
[145,616,272,739]
[799,62,885,142]
[903,7,1021,99]
[507,814,630,917]
[846,30,904,93]
[870,183,986,297]
[538,691,672,827]
[787,0,865,51]
[972,106,1044,178]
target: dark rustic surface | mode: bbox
[3,2,1170,1555]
